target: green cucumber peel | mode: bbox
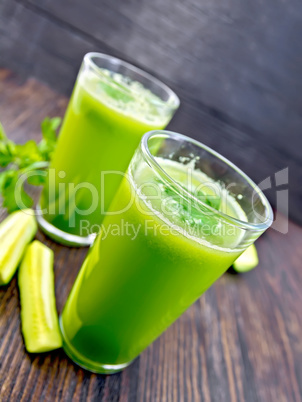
[18,240,62,353]
[0,209,37,285]
[233,244,259,273]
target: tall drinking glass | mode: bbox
[37,53,179,246]
[60,130,273,374]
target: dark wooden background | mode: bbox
[0,0,301,224]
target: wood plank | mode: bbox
[18,0,302,159]
[0,70,301,401]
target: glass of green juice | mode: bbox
[60,130,273,374]
[37,52,179,246]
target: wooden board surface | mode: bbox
[0,0,301,224]
[0,70,301,401]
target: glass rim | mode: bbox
[83,52,180,111]
[140,130,274,232]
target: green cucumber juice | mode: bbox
[61,157,247,367]
[40,68,172,236]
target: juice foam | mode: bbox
[131,157,248,250]
[79,69,170,126]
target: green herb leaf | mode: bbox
[2,171,33,212]
[41,117,60,142]
[15,140,43,168]
[0,122,7,141]
[0,170,13,192]
[39,117,61,160]
[195,189,221,210]
[0,139,16,167]
[0,117,60,213]
[27,171,47,186]
[24,162,49,186]
[163,181,221,211]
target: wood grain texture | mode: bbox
[0,0,301,224]
[0,70,301,402]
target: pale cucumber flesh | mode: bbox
[0,209,37,285]
[233,244,259,272]
[18,240,62,353]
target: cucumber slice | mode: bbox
[0,209,37,285]
[233,244,259,273]
[18,240,62,353]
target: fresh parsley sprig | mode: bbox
[0,117,61,213]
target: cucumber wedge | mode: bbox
[18,240,62,353]
[0,209,37,285]
[233,244,259,273]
